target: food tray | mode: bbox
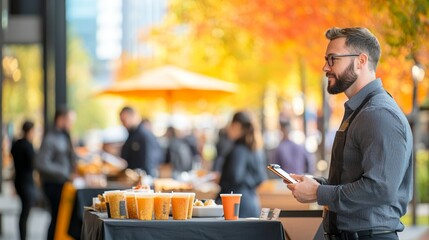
[192,205,224,217]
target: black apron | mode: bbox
[323,88,385,234]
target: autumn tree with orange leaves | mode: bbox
[145,0,375,108]
[116,0,428,116]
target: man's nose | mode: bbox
[322,62,330,72]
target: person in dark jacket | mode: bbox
[165,126,193,179]
[212,127,233,173]
[11,121,36,240]
[218,111,267,218]
[36,106,77,240]
[119,106,162,177]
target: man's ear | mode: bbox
[357,53,368,69]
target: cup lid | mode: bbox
[220,193,242,197]
[104,190,121,195]
[133,189,154,193]
[172,192,191,197]
[155,192,172,196]
[135,191,155,197]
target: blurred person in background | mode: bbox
[141,117,153,130]
[273,119,315,175]
[218,111,267,217]
[11,120,36,240]
[164,126,193,179]
[212,127,233,173]
[2,125,12,174]
[36,106,77,240]
[119,106,162,177]
[183,128,203,169]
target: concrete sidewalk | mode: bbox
[1,208,49,240]
[0,181,50,240]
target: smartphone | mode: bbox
[267,164,298,184]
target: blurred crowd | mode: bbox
[3,105,316,240]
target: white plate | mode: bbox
[192,205,224,217]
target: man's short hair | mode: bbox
[54,105,71,123]
[325,27,381,71]
[279,119,291,131]
[22,120,34,135]
[120,106,136,115]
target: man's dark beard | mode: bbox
[327,61,358,94]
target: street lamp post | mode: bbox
[410,63,425,226]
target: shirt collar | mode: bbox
[345,78,383,111]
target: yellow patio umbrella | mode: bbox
[97,65,238,104]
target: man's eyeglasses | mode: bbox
[324,54,360,67]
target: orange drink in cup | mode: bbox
[105,190,126,219]
[220,193,242,220]
[103,191,115,218]
[125,191,138,219]
[186,193,196,219]
[154,193,172,220]
[171,193,190,220]
[135,192,155,220]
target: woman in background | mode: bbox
[218,111,267,218]
[11,121,36,240]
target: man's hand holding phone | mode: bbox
[286,173,320,203]
[267,164,319,203]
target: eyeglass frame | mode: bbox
[324,54,360,67]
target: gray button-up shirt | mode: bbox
[317,79,413,232]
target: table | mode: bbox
[81,210,286,240]
[68,187,127,239]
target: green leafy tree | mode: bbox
[2,45,43,133]
[372,0,429,112]
[373,0,429,60]
[67,32,109,137]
